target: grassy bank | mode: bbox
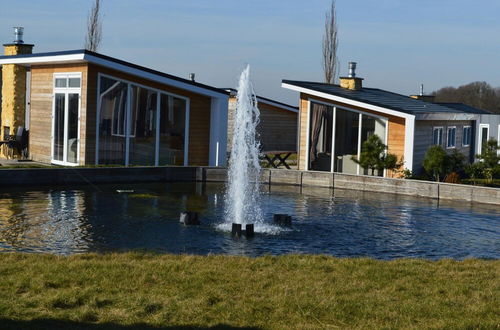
[0,253,498,329]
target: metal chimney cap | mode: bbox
[13,27,24,44]
[348,62,357,78]
[189,73,195,82]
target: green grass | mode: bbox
[0,253,498,329]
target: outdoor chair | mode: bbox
[6,126,29,159]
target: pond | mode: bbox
[0,182,498,259]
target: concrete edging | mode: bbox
[0,166,498,205]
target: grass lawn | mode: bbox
[0,253,498,329]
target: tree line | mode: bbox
[432,81,500,114]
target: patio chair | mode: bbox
[6,126,29,159]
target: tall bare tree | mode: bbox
[85,0,102,52]
[322,0,338,84]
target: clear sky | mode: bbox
[1,0,499,105]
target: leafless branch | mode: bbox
[85,0,102,52]
[322,0,338,84]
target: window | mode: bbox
[446,127,456,149]
[462,126,471,146]
[97,74,189,166]
[432,127,443,145]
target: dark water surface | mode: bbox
[0,182,498,259]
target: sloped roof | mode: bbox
[0,49,229,97]
[282,80,491,115]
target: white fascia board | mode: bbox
[0,54,85,65]
[404,117,415,172]
[84,54,226,99]
[256,97,298,113]
[282,82,414,121]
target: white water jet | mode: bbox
[218,65,288,235]
[224,65,263,226]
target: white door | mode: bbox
[52,75,81,166]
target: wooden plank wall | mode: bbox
[227,97,297,152]
[86,64,212,166]
[29,64,88,164]
[297,93,407,173]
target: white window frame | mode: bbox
[478,124,489,155]
[51,72,82,166]
[432,127,443,146]
[446,126,456,149]
[462,125,471,147]
[96,73,190,166]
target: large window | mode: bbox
[462,126,471,147]
[98,77,128,164]
[333,108,359,174]
[446,127,456,149]
[97,74,188,166]
[159,94,186,166]
[307,102,387,175]
[129,86,157,166]
[308,103,333,171]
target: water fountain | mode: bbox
[223,65,263,234]
[217,65,289,236]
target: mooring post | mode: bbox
[231,223,242,237]
[245,224,254,237]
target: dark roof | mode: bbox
[435,103,491,115]
[282,80,491,115]
[224,88,298,110]
[0,49,229,96]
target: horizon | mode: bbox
[1,0,499,105]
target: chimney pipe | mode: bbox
[420,84,424,96]
[348,62,357,78]
[13,27,24,44]
[189,73,195,82]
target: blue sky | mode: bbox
[1,0,499,105]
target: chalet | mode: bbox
[0,29,228,167]
[225,88,298,154]
[282,62,499,176]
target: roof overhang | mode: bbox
[415,113,479,121]
[281,82,415,121]
[0,51,228,99]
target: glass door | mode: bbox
[52,75,81,166]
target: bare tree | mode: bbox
[322,0,338,84]
[85,0,102,52]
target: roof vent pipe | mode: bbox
[420,84,424,96]
[348,62,357,78]
[189,73,195,82]
[13,27,24,44]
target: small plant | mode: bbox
[352,134,400,176]
[475,139,500,184]
[423,145,447,181]
[465,162,485,185]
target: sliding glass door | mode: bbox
[52,75,81,165]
